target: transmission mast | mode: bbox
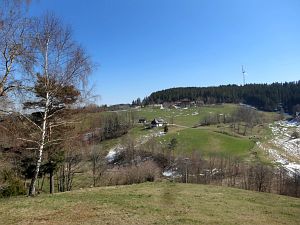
[242,65,246,86]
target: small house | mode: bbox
[151,118,165,127]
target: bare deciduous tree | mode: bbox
[89,145,106,187]
[17,13,92,196]
[0,0,32,98]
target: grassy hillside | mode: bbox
[11,104,277,194]
[66,104,277,163]
[134,104,238,127]
[160,128,255,157]
[1,182,299,225]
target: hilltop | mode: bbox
[140,81,300,113]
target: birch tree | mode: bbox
[21,13,92,196]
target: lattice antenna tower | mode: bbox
[242,65,246,86]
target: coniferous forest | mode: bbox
[143,81,300,113]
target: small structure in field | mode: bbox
[138,118,147,124]
[151,104,164,109]
[172,99,195,108]
[151,118,165,127]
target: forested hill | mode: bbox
[143,81,300,113]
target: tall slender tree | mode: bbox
[19,13,92,196]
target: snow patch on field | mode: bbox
[259,120,300,174]
[106,130,165,162]
[106,145,124,162]
[162,169,182,178]
[269,121,300,159]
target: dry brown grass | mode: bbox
[102,161,162,186]
[0,182,299,225]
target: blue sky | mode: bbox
[28,0,300,105]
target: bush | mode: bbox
[0,170,26,198]
[104,161,162,186]
[291,131,300,139]
[164,125,169,133]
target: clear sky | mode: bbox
[28,0,300,105]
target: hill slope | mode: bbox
[159,128,255,156]
[143,81,300,113]
[1,182,299,225]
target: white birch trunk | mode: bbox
[28,92,50,196]
[28,38,50,196]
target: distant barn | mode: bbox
[151,118,165,127]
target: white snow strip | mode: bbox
[106,145,124,162]
[259,121,300,175]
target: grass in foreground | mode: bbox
[1,182,299,225]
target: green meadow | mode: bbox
[73,104,277,159]
[159,128,255,157]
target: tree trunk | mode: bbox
[93,159,97,187]
[28,146,43,196]
[40,174,45,192]
[28,92,50,196]
[50,170,54,194]
[28,38,50,196]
